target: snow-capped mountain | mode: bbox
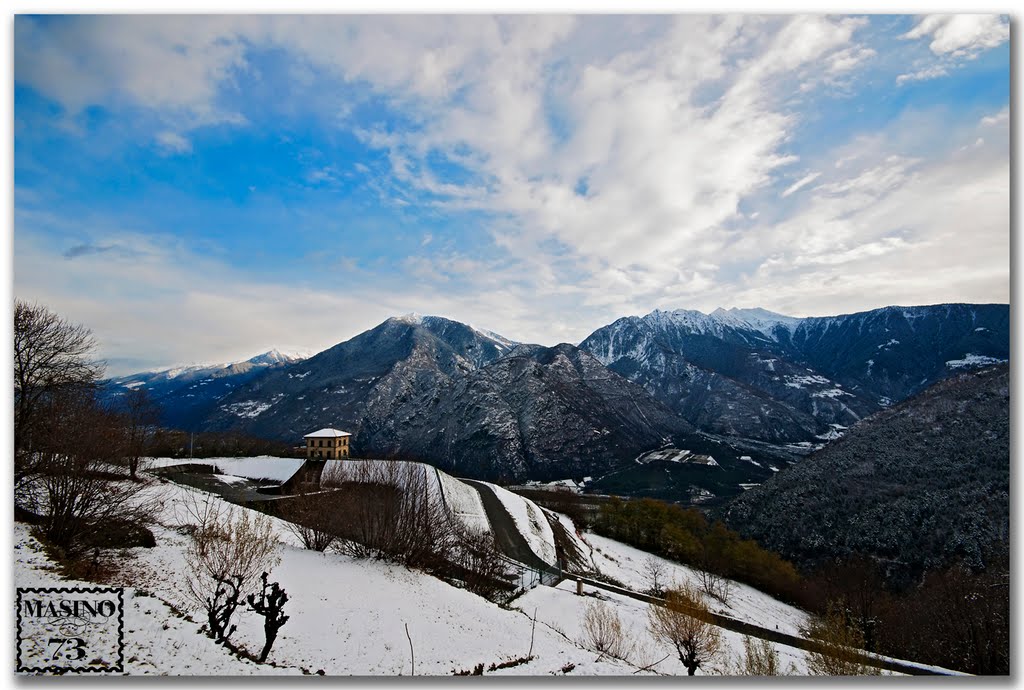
[579,303,1008,444]
[197,317,695,481]
[101,349,308,429]
[110,302,1008,493]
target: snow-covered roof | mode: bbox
[303,427,352,438]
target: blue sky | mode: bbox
[12,14,1010,374]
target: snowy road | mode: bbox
[462,480,555,571]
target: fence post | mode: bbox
[576,578,583,596]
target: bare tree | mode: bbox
[116,387,160,480]
[325,460,454,569]
[731,635,784,676]
[183,498,281,642]
[647,582,721,676]
[697,567,733,604]
[451,526,512,600]
[14,300,102,456]
[17,386,154,556]
[581,600,632,661]
[278,489,338,552]
[643,556,668,597]
[804,602,882,676]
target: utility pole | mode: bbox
[190,432,194,460]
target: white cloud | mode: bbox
[895,15,1008,86]
[717,116,1008,317]
[13,16,1009,366]
[15,15,251,127]
[896,65,949,85]
[981,107,1009,127]
[781,172,821,198]
[903,14,1009,57]
[154,131,192,155]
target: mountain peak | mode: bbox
[709,307,802,335]
[245,349,306,366]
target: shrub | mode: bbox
[648,582,721,676]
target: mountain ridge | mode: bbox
[102,302,1009,491]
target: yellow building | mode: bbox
[303,427,352,459]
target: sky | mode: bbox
[11,12,1011,375]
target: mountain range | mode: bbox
[102,303,1009,491]
[721,363,1009,586]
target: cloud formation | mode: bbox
[13,15,1011,372]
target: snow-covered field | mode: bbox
[14,463,939,676]
[15,480,638,675]
[580,532,808,637]
[147,456,304,483]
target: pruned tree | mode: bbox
[207,574,243,642]
[581,600,632,661]
[804,602,882,676]
[184,498,280,642]
[648,582,721,676]
[247,572,289,662]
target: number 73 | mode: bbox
[48,637,86,661]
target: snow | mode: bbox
[709,307,803,338]
[14,521,294,676]
[945,353,1007,369]
[480,481,557,565]
[437,471,492,535]
[579,532,810,638]
[147,456,305,483]
[393,313,424,325]
[812,388,852,399]
[303,428,352,438]
[784,374,833,389]
[517,580,812,676]
[878,339,900,349]
[17,481,643,676]
[473,326,519,351]
[212,474,249,485]
[15,474,944,677]
[815,424,848,441]
[222,399,275,418]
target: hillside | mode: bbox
[15,474,822,676]
[721,364,1009,584]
